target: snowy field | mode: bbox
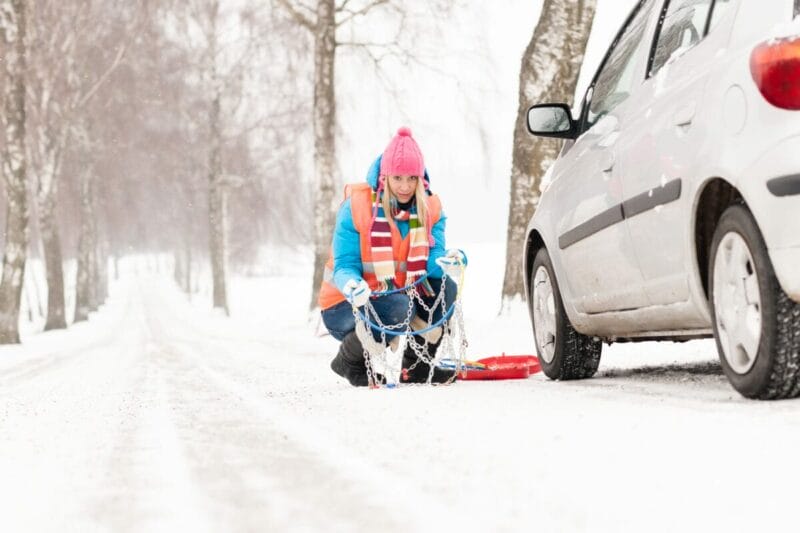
[3,244,800,533]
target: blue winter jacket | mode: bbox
[332,156,447,293]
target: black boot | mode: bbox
[330,331,371,387]
[401,338,457,384]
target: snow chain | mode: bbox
[351,267,468,388]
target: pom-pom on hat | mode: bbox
[379,127,425,178]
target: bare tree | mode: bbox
[0,0,28,344]
[157,0,276,314]
[26,2,82,330]
[275,0,337,310]
[96,2,208,295]
[66,2,145,322]
[73,133,97,323]
[276,0,452,309]
[204,0,228,313]
[501,0,596,301]
[26,1,135,329]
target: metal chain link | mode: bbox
[352,266,467,387]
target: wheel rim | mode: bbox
[712,231,762,375]
[532,266,557,363]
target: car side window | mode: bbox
[650,0,714,77]
[585,0,658,130]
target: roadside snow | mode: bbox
[3,249,800,532]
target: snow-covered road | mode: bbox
[3,273,800,532]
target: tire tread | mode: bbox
[531,248,602,381]
[762,290,800,399]
[560,322,602,380]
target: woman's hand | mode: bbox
[435,249,466,280]
[343,279,371,307]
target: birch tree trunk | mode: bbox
[90,208,101,311]
[37,168,68,330]
[207,0,229,315]
[28,6,72,332]
[183,187,195,294]
[208,92,228,313]
[501,0,596,301]
[178,182,195,294]
[95,241,107,306]
[32,103,71,330]
[0,0,28,344]
[309,0,337,310]
[74,166,96,322]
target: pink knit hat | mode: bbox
[379,127,425,177]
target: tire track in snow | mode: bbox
[159,338,406,532]
[92,337,214,533]
[139,281,471,532]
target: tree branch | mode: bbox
[275,0,315,31]
[335,0,390,27]
[75,42,127,109]
[293,0,318,20]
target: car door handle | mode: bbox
[675,102,696,127]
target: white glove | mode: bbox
[435,249,466,280]
[343,279,371,307]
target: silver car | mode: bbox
[523,0,800,399]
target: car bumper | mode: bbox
[739,137,800,240]
[738,135,800,302]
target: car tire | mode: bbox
[530,247,602,380]
[709,205,800,399]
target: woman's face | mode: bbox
[387,175,418,203]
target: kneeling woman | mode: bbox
[318,127,461,386]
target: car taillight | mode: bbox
[750,36,800,110]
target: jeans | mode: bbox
[321,277,457,342]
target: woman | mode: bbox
[318,127,463,386]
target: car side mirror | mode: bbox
[526,103,577,140]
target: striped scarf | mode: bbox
[369,192,430,289]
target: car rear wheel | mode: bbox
[709,205,800,399]
[531,248,601,380]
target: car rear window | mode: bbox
[651,0,715,77]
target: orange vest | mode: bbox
[318,183,442,310]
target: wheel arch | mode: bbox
[524,229,547,315]
[693,177,747,300]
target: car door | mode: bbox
[617,0,738,306]
[551,0,660,314]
